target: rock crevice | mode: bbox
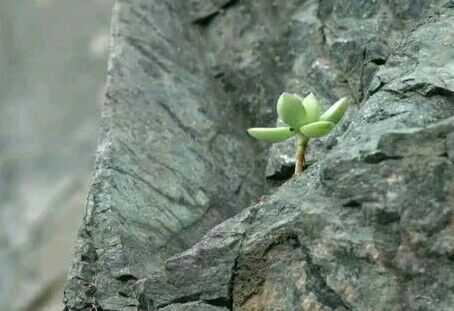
[65,1,454,310]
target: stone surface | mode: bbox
[64,0,454,310]
[266,0,453,179]
[159,301,228,311]
[144,115,454,310]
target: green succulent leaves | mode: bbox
[248,92,350,176]
[319,97,349,124]
[276,93,306,129]
[247,127,294,143]
[301,93,321,124]
[247,92,349,142]
[300,121,335,138]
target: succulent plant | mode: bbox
[247,92,350,175]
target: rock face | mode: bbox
[64,1,454,310]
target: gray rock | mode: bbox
[139,206,257,309]
[266,0,451,179]
[65,0,454,310]
[142,122,454,310]
[447,131,454,161]
[159,301,228,311]
[185,0,236,23]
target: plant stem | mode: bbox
[295,135,309,175]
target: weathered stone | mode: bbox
[266,0,452,179]
[64,0,454,310]
[140,206,257,309]
[159,301,228,311]
[185,0,236,23]
[140,112,454,309]
[447,131,454,161]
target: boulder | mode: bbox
[64,1,454,310]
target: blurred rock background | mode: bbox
[0,0,114,309]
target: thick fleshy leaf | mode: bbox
[301,93,321,124]
[319,97,349,124]
[276,92,306,128]
[299,121,335,138]
[247,127,295,143]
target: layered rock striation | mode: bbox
[64,1,454,310]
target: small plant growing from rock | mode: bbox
[247,92,349,175]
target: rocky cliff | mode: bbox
[64,1,454,310]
